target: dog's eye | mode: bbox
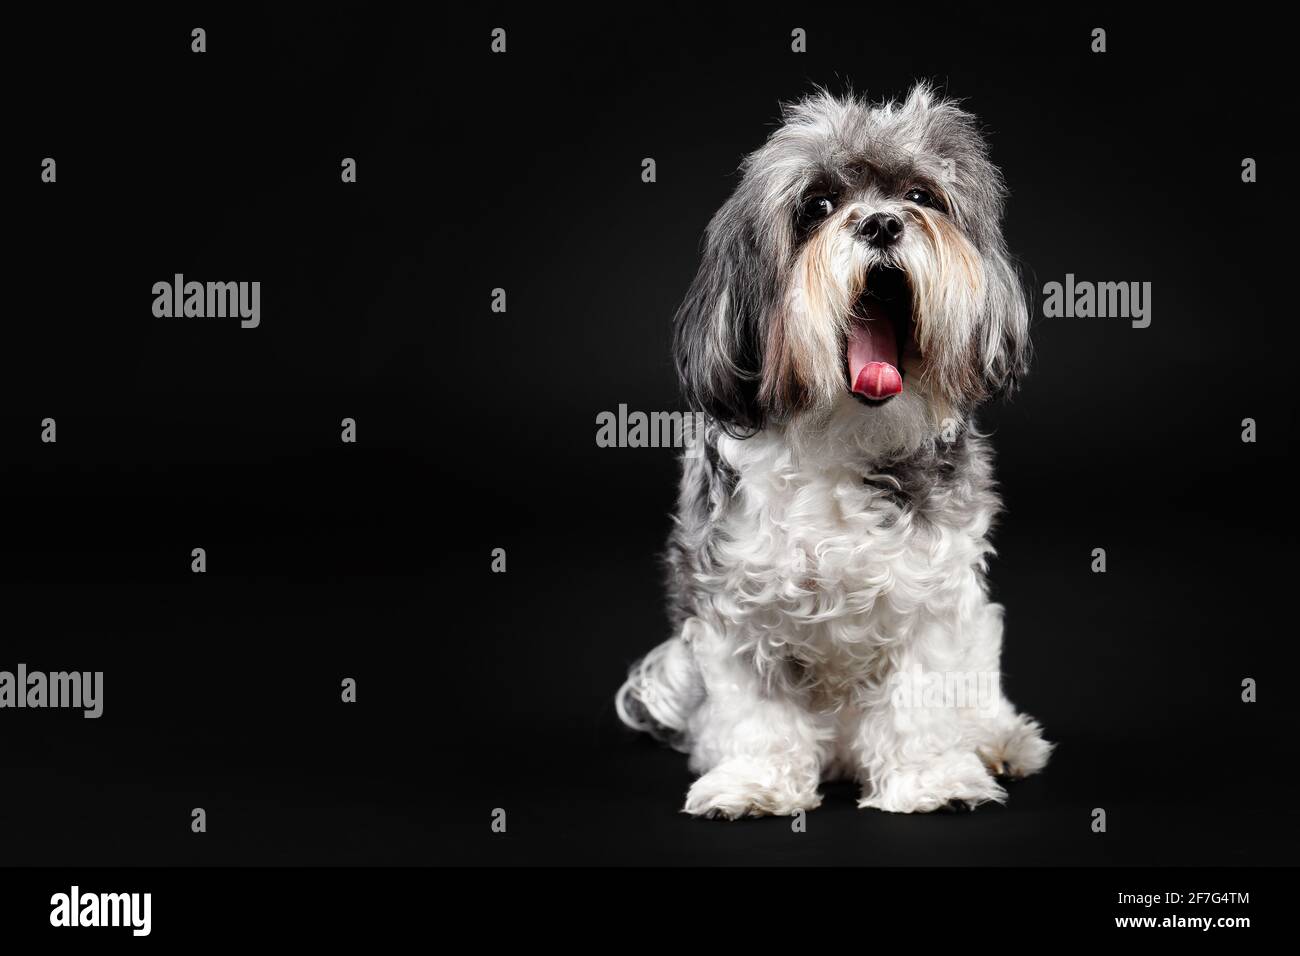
[904,187,939,209]
[797,195,836,225]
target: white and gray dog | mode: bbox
[616,85,1052,818]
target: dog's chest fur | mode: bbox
[705,422,999,703]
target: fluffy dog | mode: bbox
[616,85,1052,818]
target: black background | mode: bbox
[4,8,1295,867]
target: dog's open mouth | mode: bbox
[847,267,913,403]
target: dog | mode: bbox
[615,85,1052,818]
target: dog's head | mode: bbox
[674,85,1028,447]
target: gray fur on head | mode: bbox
[673,83,1030,438]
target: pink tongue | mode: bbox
[848,306,902,400]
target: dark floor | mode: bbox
[1,471,1293,866]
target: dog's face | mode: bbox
[674,85,1028,440]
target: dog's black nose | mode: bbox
[859,212,904,247]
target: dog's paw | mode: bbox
[858,752,1005,814]
[978,716,1054,780]
[683,758,821,820]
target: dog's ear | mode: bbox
[979,249,1031,398]
[673,197,777,435]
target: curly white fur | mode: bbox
[620,401,1051,817]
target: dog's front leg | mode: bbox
[852,645,1008,814]
[680,618,825,820]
